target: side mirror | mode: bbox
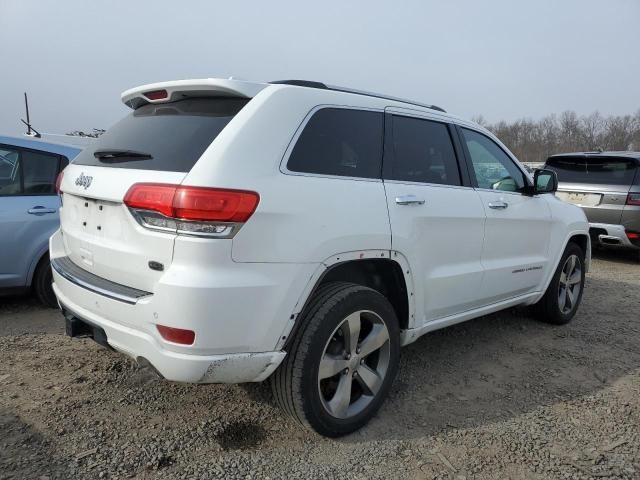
[533,169,558,194]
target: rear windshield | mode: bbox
[72,98,248,172]
[545,157,638,186]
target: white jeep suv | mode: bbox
[51,78,590,436]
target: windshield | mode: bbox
[72,97,248,172]
[545,156,637,186]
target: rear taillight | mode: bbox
[627,231,639,240]
[55,170,64,193]
[123,183,259,238]
[626,193,640,206]
[156,325,195,345]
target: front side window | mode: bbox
[287,108,384,179]
[389,115,461,186]
[0,146,60,196]
[461,128,525,192]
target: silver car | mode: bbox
[545,151,640,260]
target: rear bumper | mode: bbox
[54,282,286,383]
[589,223,639,249]
[49,229,317,383]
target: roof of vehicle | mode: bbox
[547,151,640,164]
[0,135,83,158]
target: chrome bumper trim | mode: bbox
[51,256,151,305]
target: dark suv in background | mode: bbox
[545,152,640,260]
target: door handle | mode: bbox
[488,201,509,210]
[395,195,425,206]
[28,206,57,215]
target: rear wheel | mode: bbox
[534,243,585,325]
[271,282,400,437]
[33,255,58,308]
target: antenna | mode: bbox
[21,92,41,138]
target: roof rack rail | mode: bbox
[269,79,446,113]
[270,80,328,89]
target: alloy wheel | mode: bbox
[317,310,391,419]
[558,254,582,314]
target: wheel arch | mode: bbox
[26,246,50,287]
[278,250,416,351]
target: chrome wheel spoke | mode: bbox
[327,373,353,418]
[319,354,348,380]
[568,270,581,285]
[566,287,575,310]
[358,324,389,358]
[344,312,361,354]
[356,364,382,396]
[559,271,568,285]
[558,287,568,312]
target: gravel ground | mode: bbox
[1,250,639,480]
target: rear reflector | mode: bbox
[143,89,168,101]
[627,194,640,206]
[55,170,64,193]
[156,325,195,345]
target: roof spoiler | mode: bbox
[121,79,268,109]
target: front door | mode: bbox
[383,112,486,324]
[457,127,552,303]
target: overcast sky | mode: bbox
[1,0,639,137]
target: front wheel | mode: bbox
[271,282,400,437]
[533,242,586,325]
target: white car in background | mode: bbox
[51,78,590,436]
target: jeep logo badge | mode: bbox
[75,172,93,189]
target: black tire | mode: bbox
[271,282,400,437]
[534,242,585,325]
[33,255,58,308]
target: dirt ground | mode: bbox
[1,250,639,480]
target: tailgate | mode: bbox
[59,164,186,292]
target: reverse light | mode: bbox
[156,325,195,345]
[123,183,259,238]
[143,89,169,101]
[626,193,640,206]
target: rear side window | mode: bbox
[388,115,461,186]
[0,145,61,196]
[72,98,248,172]
[287,108,383,179]
[546,157,638,186]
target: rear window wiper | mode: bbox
[93,149,153,162]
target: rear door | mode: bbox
[59,97,248,293]
[0,144,64,287]
[383,110,486,323]
[457,127,552,303]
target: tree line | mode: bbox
[473,110,640,164]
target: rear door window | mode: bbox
[546,157,638,186]
[0,145,61,196]
[287,108,383,179]
[388,115,461,186]
[72,98,248,172]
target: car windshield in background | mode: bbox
[546,157,637,186]
[72,98,248,172]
